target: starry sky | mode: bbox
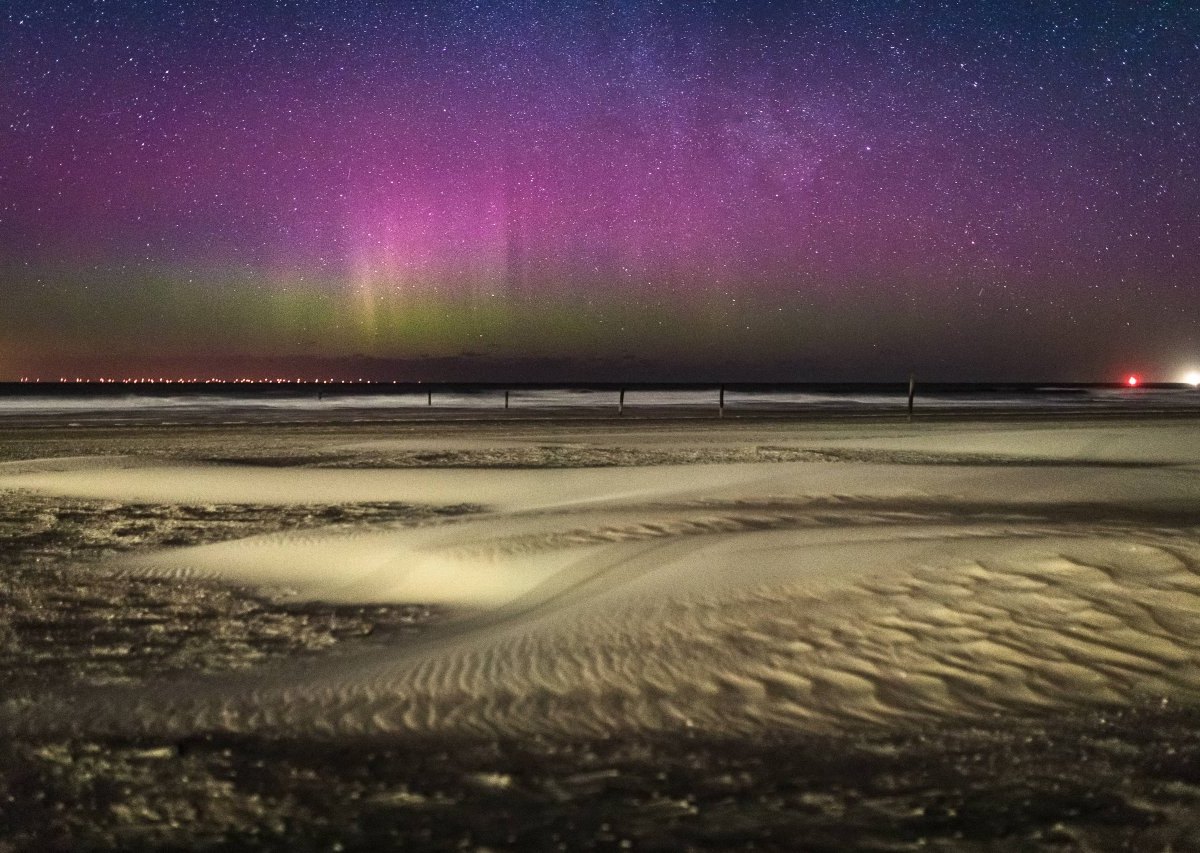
[2,0,1198,382]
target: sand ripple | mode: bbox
[5,454,1200,741]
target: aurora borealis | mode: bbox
[2,1,1198,382]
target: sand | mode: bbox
[3,418,1200,744]
[6,415,1200,848]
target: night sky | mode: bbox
[2,1,1198,382]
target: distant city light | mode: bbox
[13,377,392,384]
[1185,371,1200,388]
[1126,375,1140,387]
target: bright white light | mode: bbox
[1185,371,1200,388]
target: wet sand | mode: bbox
[3,416,1200,849]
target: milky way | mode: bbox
[2,1,1198,381]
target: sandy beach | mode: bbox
[3,413,1200,849]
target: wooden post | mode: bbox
[719,384,725,418]
[427,389,432,406]
[619,388,625,417]
[504,390,510,409]
[907,372,916,422]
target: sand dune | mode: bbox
[3,452,1198,510]
[4,422,1200,742]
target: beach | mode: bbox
[3,411,1200,849]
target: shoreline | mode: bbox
[3,404,1200,432]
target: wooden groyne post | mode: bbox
[504,390,510,410]
[427,389,432,406]
[618,388,625,417]
[719,384,726,418]
[907,372,916,421]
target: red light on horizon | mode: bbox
[1127,375,1140,387]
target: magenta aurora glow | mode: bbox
[2,1,1198,382]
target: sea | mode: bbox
[2,381,1200,424]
